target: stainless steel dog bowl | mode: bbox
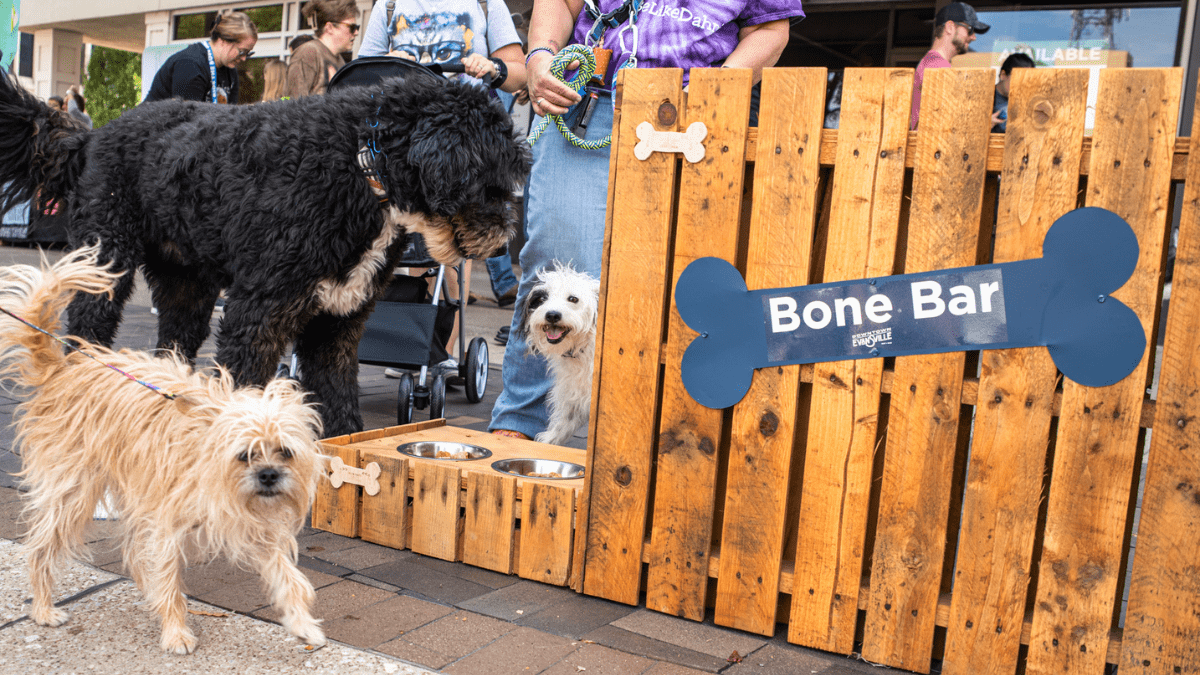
[491,458,585,480]
[397,441,492,461]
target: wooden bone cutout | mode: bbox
[327,456,382,496]
[634,121,707,163]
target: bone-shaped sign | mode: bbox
[634,121,707,163]
[327,456,382,496]
[675,207,1146,409]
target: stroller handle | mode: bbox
[428,61,494,89]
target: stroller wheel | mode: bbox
[464,337,489,404]
[397,372,415,425]
[430,373,447,420]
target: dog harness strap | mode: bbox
[357,144,390,203]
[0,306,177,400]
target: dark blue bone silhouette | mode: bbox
[676,207,1146,409]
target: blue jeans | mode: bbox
[486,254,518,298]
[490,93,613,438]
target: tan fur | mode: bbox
[5,245,327,654]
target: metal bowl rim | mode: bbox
[490,457,585,479]
[395,441,493,461]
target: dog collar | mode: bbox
[357,145,389,204]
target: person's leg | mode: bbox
[486,254,518,304]
[490,95,612,439]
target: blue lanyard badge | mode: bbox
[202,41,222,103]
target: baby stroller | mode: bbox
[327,57,492,423]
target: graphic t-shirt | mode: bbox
[571,0,804,87]
[359,0,521,78]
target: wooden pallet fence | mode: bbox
[313,422,583,586]
[575,66,1200,675]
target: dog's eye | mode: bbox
[568,296,578,303]
[280,447,293,459]
[236,451,250,463]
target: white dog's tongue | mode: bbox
[546,327,566,341]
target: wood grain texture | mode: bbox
[1120,81,1200,675]
[519,483,577,586]
[463,471,517,574]
[583,68,684,605]
[860,67,995,673]
[713,67,827,637]
[573,65,630,594]
[787,67,911,653]
[358,454,409,550]
[645,67,752,622]
[942,67,1090,675]
[312,444,360,538]
[1026,67,1181,675]
[410,462,462,561]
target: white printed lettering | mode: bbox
[948,285,976,316]
[912,280,945,319]
[980,281,999,313]
[834,297,863,327]
[769,297,800,332]
[804,300,832,329]
[865,294,893,323]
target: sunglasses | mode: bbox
[955,21,976,36]
[338,21,360,33]
[236,47,255,59]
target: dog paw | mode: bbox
[160,627,198,655]
[30,606,69,627]
[288,616,326,647]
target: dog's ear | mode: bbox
[405,122,478,215]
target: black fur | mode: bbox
[0,72,529,436]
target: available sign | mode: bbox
[675,208,1146,409]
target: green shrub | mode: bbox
[83,46,142,128]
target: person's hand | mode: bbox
[990,110,1003,128]
[527,50,581,117]
[461,53,497,80]
[386,50,415,61]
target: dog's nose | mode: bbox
[546,310,562,323]
[257,467,280,487]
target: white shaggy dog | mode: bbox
[517,264,600,445]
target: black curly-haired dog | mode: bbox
[0,71,528,437]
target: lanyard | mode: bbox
[202,41,221,104]
[583,0,643,44]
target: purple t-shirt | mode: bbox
[573,0,804,87]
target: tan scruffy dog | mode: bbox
[0,245,327,654]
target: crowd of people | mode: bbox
[48,0,1037,444]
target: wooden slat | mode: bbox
[358,453,409,550]
[942,67,1090,675]
[519,483,576,586]
[409,462,462,561]
[573,66,630,595]
[860,67,995,673]
[645,67,753,622]
[1026,67,1181,675]
[748,127,1192,180]
[713,67,827,636]
[1120,80,1200,675]
[312,444,360,538]
[788,67,911,653]
[463,471,517,574]
[582,68,684,605]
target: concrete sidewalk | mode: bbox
[0,244,910,675]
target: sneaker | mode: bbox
[494,325,510,346]
[495,285,518,308]
[384,367,405,379]
[433,358,459,376]
[213,297,225,313]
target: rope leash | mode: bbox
[0,306,177,401]
[527,45,611,150]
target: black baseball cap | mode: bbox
[934,2,990,34]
